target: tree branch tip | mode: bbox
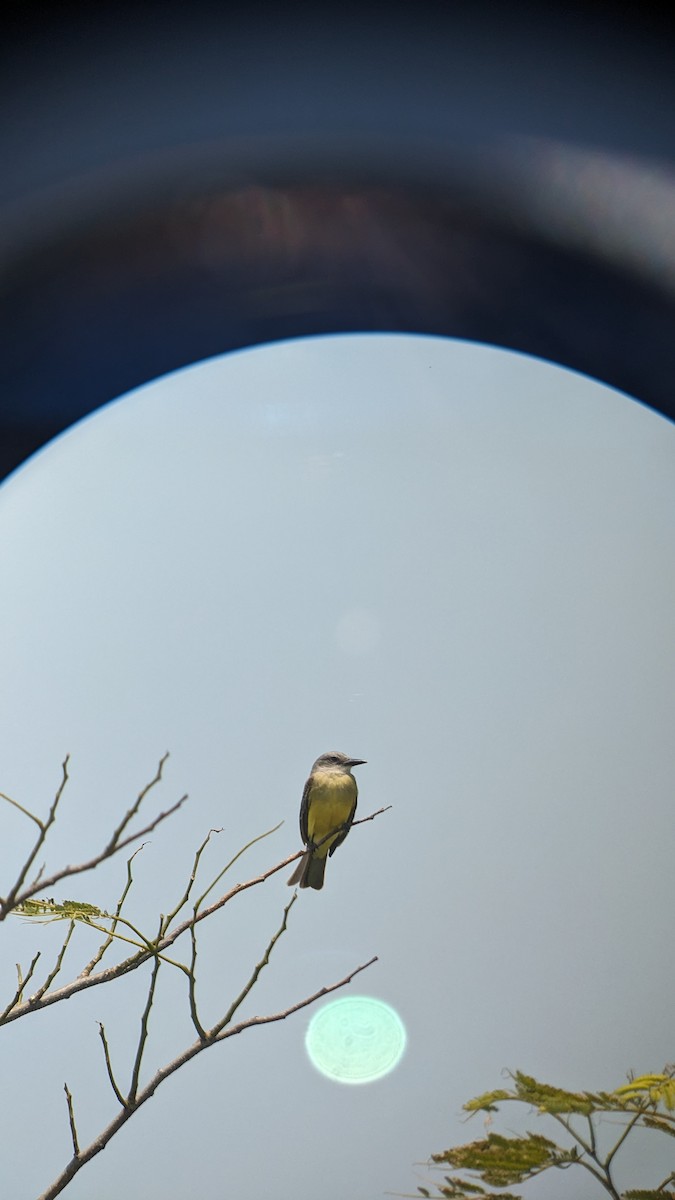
[352,804,393,829]
[153,752,170,776]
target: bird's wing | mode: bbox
[328,783,358,856]
[298,773,312,845]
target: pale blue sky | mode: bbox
[1,334,673,1198]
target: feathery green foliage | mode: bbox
[417,1066,675,1200]
[16,897,107,923]
[433,1131,571,1185]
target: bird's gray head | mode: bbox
[312,750,367,772]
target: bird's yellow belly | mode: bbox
[307,773,356,859]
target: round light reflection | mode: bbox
[305,996,406,1085]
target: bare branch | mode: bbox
[1,755,187,921]
[80,847,144,977]
[0,758,69,921]
[187,922,207,1040]
[32,922,76,1001]
[103,753,170,854]
[0,952,41,1020]
[98,1023,127,1109]
[352,804,393,827]
[128,934,163,1103]
[161,828,221,931]
[3,853,295,1023]
[213,893,297,1035]
[36,952,377,1200]
[194,821,284,910]
[548,1113,611,1192]
[0,789,44,830]
[63,1085,79,1158]
[15,793,187,906]
[5,805,390,1025]
[215,953,378,1042]
[5,763,386,1200]
[603,1106,645,1185]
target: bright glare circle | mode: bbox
[305,996,407,1085]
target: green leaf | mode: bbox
[430,1180,521,1200]
[642,1115,675,1137]
[615,1074,675,1111]
[14,897,106,923]
[442,1182,489,1196]
[61,900,106,922]
[623,1191,675,1199]
[511,1072,595,1114]
[433,1132,565,1186]
[464,1090,512,1113]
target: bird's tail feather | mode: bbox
[287,850,326,890]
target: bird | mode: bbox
[287,750,366,890]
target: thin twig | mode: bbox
[14,793,187,905]
[215,894,297,1035]
[550,1111,595,1159]
[32,922,76,1001]
[103,753,170,854]
[215,954,378,1043]
[80,847,144,976]
[352,805,393,827]
[188,921,207,1040]
[0,759,69,921]
[549,1112,619,1197]
[0,790,44,830]
[63,1085,79,1158]
[194,821,284,910]
[2,755,186,918]
[128,934,162,1103]
[161,828,222,931]
[98,1023,127,1109]
[603,1106,645,1184]
[0,952,41,1021]
[586,1112,598,1159]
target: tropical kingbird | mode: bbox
[288,751,366,890]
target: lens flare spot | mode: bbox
[305,996,406,1085]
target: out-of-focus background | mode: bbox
[1,5,674,1200]
[3,0,675,480]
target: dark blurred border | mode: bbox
[2,1,675,481]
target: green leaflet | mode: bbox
[423,1067,674,1200]
[642,1114,675,1137]
[615,1074,675,1111]
[421,1179,521,1200]
[511,1071,596,1114]
[433,1132,569,1187]
[463,1090,512,1113]
[623,1191,675,1199]
[15,897,106,923]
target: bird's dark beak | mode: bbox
[348,758,367,767]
